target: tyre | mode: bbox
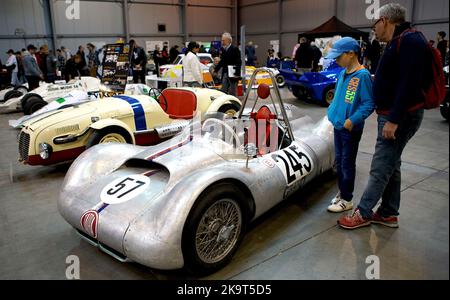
[440,102,449,121]
[86,126,132,148]
[218,103,240,117]
[3,90,23,102]
[321,85,336,107]
[14,86,29,95]
[20,93,43,109]
[22,96,47,115]
[276,74,286,88]
[182,182,249,275]
[291,85,307,100]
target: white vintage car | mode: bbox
[0,84,29,102]
[0,77,101,115]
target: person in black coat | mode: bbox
[213,32,242,96]
[437,31,448,66]
[294,37,314,74]
[129,40,147,83]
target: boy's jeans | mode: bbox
[334,128,363,202]
[358,110,424,219]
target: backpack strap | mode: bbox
[395,28,417,52]
[395,29,428,53]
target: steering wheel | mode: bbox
[148,87,168,112]
[201,118,241,148]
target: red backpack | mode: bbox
[396,29,446,109]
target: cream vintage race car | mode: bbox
[17,87,241,166]
[9,83,154,129]
[0,77,101,115]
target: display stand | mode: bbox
[100,43,131,94]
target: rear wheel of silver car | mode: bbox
[86,126,132,148]
[182,182,248,275]
[22,96,47,115]
[3,90,23,102]
[321,85,335,107]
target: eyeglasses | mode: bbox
[372,17,384,30]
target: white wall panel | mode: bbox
[0,0,48,35]
[129,4,180,34]
[189,0,232,6]
[53,0,123,35]
[240,0,269,6]
[338,0,414,27]
[282,0,335,32]
[187,7,232,34]
[414,0,449,21]
[239,2,278,33]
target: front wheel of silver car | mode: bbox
[182,182,248,276]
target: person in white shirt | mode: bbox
[5,49,19,86]
[182,41,204,87]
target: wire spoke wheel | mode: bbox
[195,198,242,264]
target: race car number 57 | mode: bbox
[271,143,313,185]
[100,174,150,205]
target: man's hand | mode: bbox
[382,121,398,140]
[344,119,354,132]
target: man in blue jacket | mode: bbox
[339,3,429,229]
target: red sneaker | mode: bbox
[372,211,399,228]
[338,208,371,230]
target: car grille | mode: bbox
[18,131,30,161]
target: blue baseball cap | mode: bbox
[325,37,360,60]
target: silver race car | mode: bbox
[58,68,335,275]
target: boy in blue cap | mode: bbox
[326,37,375,213]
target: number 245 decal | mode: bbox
[271,144,313,185]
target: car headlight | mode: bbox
[39,143,53,160]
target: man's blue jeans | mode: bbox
[334,128,363,202]
[358,110,424,219]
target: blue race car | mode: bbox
[280,60,343,107]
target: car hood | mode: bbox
[60,136,224,254]
[23,101,99,132]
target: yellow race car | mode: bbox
[18,87,241,166]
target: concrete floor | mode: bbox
[0,89,448,280]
